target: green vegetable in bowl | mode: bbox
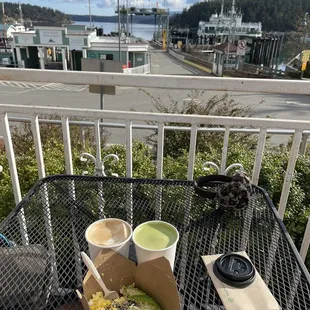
[121,285,161,310]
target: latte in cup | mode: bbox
[85,218,132,261]
[86,219,130,246]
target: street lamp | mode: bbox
[301,12,309,79]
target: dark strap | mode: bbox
[194,175,232,199]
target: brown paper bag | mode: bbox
[202,251,281,310]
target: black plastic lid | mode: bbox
[213,253,255,288]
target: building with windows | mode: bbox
[0,23,26,50]
[10,24,149,70]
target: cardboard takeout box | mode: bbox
[78,249,181,310]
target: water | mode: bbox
[278,63,286,71]
[74,21,155,40]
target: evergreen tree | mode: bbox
[170,0,310,32]
[1,2,71,26]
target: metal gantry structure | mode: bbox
[115,5,169,46]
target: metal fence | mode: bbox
[0,67,310,263]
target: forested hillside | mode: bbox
[1,2,71,25]
[171,0,310,31]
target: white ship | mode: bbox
[197,0,262,45]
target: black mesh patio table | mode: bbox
[1,175,310,310]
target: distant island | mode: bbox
[69,14,155,25]
[2,2,71,26]
[69,10,180,25]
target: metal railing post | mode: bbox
[278,130,303,219]
[31,115,59,289]
[0,113,28,245]
[61,117,83,286]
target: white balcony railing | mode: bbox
[123,63,150,74]
[0,68,310,264]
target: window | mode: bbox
[99,54,113,60]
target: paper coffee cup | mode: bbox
[85,218,132,261]
[133,220,179,270]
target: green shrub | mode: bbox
[141,90,259,157]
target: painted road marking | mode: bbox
[286,101,309,107]
[0,81,87,92]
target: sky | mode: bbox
[6,0,196,16]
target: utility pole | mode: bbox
[1,2,5,25]
[118,0,121,62]
[231,0,236,15]
[167,8,170,49]
[270,34,276,69]
[18,2,24,26]
[2,2,7,52]
[220,0,224,16]
[277,33,284,70]
[226,22,236,69]
[126,0,129,37]
[88,0,92,30]
[130,14,133,35]
[226,1,236,69]
[185,25,189,46]
[272,34,280,71]
[301,12,309,79]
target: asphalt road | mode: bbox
[149,49,206,75]
[0,50,309,143]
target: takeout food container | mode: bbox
[78,249,181,310]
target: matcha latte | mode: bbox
[133,221,179,270]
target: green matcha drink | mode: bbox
[133,221,179,270]
[134,221,178,250]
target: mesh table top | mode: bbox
[0,175,310,310]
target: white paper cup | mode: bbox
[85,218,132,261]
[133,220,179,270]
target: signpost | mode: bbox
[237,40,246,56]
[302,50,310,63]
[301,62,307,72]
[235,40,246,70]
[301,50,310,78]
[81,58,122,96]
[81,59,122,135]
